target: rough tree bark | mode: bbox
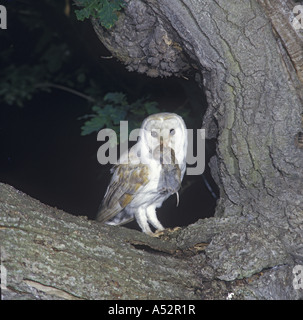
[1,0,303,300]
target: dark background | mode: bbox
[0,0,218,230]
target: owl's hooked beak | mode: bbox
[175,191,179,207]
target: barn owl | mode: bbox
[96,112,188,235]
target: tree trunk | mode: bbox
[1,0,303,300]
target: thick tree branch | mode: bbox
[1,182,302,299]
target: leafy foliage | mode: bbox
[75,0,126,29]
[1,0,191,145]
[0,1,77,107]
[79,92,160,145]
[0,42,70,107]
[0,65,41,107]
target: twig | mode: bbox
[34,82,96,103]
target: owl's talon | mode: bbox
[169,226,182,233]
[151,229,166,237]
[147,231,157,237]
[151,226,182,237]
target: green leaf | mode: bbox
[144,101,159,114]
[74,8,91,21]
[98,0,120,28]
[75,0,126,29]
[111,109,127,124]
[80,116,106,136]
[92,105,103,114]
[78,90,160,139]
[104,92,126,105]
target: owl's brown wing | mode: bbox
[96,163,149,224]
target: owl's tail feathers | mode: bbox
[95,206,107,223]
[95,202,116,224]
[96,204,134,226]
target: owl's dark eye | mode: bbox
[151,130,158,138]
[170,129,175,136]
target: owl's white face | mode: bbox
[139,113,188,175]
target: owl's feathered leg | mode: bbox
[135,207,153,235]
[146,205,164,232]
